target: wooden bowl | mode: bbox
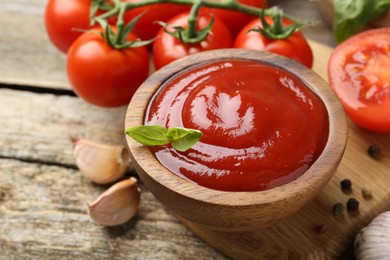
[125,49,348,232]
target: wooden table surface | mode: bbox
[0,0,340,259]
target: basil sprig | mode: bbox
[125,125,202,152]
[334,0,390,43]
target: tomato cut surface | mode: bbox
[328,28,390,133]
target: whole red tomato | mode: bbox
[201,0,267,36]
[67,27,149,107]
[153,12,233,70]
[123,1,191,40]
[234,17,313,68]
[44,0,91,53]
[328,28,390,133]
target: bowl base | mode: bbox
[177,215,289,259]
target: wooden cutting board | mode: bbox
[175,41,390,259]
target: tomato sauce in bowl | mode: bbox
[145,59,329,191]
[125,49,348,231]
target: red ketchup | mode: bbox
[145,60,329,191]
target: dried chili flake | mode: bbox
[315,224,328,234]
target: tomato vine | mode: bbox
[93,0,313,44]
[96,0,304,23]
[45,0,315,107]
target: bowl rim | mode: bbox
[125,49,348,208]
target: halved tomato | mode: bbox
[328,28,390,133]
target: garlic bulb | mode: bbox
[72,138,131,184]
[354,211,390,260]
[88,177,141,226]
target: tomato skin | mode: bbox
[152,12,233,70]
[328,28,390,133]
[201,0,267,36]
[44,0,91,53]
[123,1,191,40]
[234,17,313,68]
[67,27,149,107]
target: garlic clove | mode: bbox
[354,211,390,260]
[88,177,140,226]
[72,138,131,184]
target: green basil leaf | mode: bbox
[125,125,170,146]
[377,0,390,9]
[334,0,390,43]
[334,0,365,43]
[168,128,203,152]
[125,125,202,151]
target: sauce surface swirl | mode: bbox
[145,60,329,191]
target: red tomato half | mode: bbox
[328,28,390,133]
[44,0,91,53]
[153,12,233,70]
[67,27,149,107]
[201,0,267,36]
[123,1,191,40]
[234,17,313,68]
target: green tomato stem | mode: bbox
[114,3,127,45]
[187,0,202,39]
[97,4,120,22]
[94,0,303,25]
[273,10,283,34]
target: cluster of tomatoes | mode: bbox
[44,0,313,108]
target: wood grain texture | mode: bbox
[0,89,127,165]
[0,90,224,259]
[0,0,69,90]
[0,88,224,258]
[0,158,225,259]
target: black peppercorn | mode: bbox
[332,202,344,216]
[340,179,352,192]
[368,145,381,159]
[347,198,360,212]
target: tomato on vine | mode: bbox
[44,0,92,53]
[234,8,313,68]
[44,0,118,53]
[153,11,233,70]
[201,0,267,36]
[67,17,151,107]
[122,0,191,40]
